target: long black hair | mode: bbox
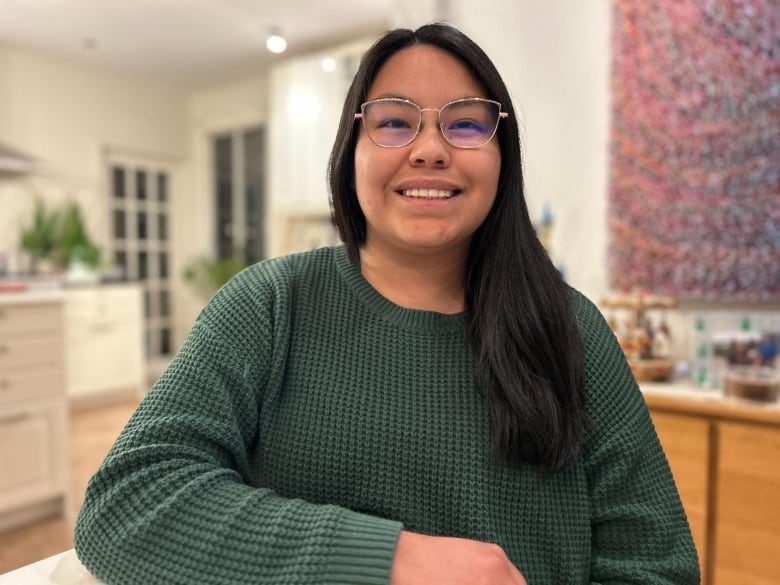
[328,23,589,472]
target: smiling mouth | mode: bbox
[399,188,458,199]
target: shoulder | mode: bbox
[567,286,610,339]
[196,246,344,339]
[567,286,649,428]
[212,246,342,304]
[233,246,343,291]
[567,287,625,363]
[566,285,627,379]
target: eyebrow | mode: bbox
[372,93,414,101]
[369,93,486,104]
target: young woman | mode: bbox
[75,24,699,585]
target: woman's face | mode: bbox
[354,44,501,260]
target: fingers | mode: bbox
[391,531,527,585]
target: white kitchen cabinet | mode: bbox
[0,292,69,532]
[64,284,146,405]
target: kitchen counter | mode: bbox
[641,380,780,585]
[0,287,64,306]
[0,550,101,584]
[641,381,780,426]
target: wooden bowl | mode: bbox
[629,358,674,382]
[724,368,780,403]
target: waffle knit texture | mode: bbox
[74,245,699,584]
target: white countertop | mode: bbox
[0,288,64,306]
[640,381,724,401]
[641,380,780,411]
[0,551,66,584]
[0,550,101,584]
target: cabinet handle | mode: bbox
[0,344,8,354]
[0,378,10,390]
[0,412,29,426]
[91,323,114,335]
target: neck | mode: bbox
[358,243,467,314]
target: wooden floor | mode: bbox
[0,398,140,574]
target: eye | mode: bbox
[376,116,413,129]
[447,118,487,132]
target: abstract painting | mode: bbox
[608,0,779,300]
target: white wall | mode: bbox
[0,44,188,265]
[0,45,272,351]
[266,38,375,258]
[176,77,269,333]
[449,2,612,304]
[0,44,192,355]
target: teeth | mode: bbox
[401,189,454,199]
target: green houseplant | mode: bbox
[56,201,101,269]
[19,198,102,274]
[19,198,60,267]
[183,255,247,301]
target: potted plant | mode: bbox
[56,201,101,270]
[19,198,60,273]
[19,198,103,278]
[183,255,247,301]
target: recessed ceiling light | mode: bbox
[266,32,287,54]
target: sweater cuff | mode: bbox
[322,511,403,584]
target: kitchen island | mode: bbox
[642,382,780,585]
[0,289,69,533]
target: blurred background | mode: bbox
[0,1,777,583]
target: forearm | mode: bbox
[74,317,402,584]
[75,459,401,584]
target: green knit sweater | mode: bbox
[75,245,699,585]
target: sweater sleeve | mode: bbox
[573,293,700,585]
[73,266,403,585]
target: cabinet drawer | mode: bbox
[0,365,63,404]
[651,411,710,580]
[65,287,142,320]
[0,398,67,513]
[0,410,51,492]
[0,303,63,336]
[0,334,63,370]
[714,422,780,585]
[66,317,126,340]
[64,285,144,399]
[66,327,143,391]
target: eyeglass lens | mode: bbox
[362,99,501,148]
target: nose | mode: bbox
[408,111,450,168]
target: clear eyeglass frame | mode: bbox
[354,97,508,149]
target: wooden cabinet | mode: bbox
[651,412,711,581]
[714,422,780,585]
[645,387,780,585]
[64,284,145,405]
[0,293,69,532]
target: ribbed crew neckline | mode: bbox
[333,245,465,332]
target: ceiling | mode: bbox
[0,0,395,89]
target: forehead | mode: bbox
[366,44,487,104]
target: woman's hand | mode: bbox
[390,530,528,585]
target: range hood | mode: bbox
[0,142,37,175]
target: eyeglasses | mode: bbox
[355,97,508,149]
